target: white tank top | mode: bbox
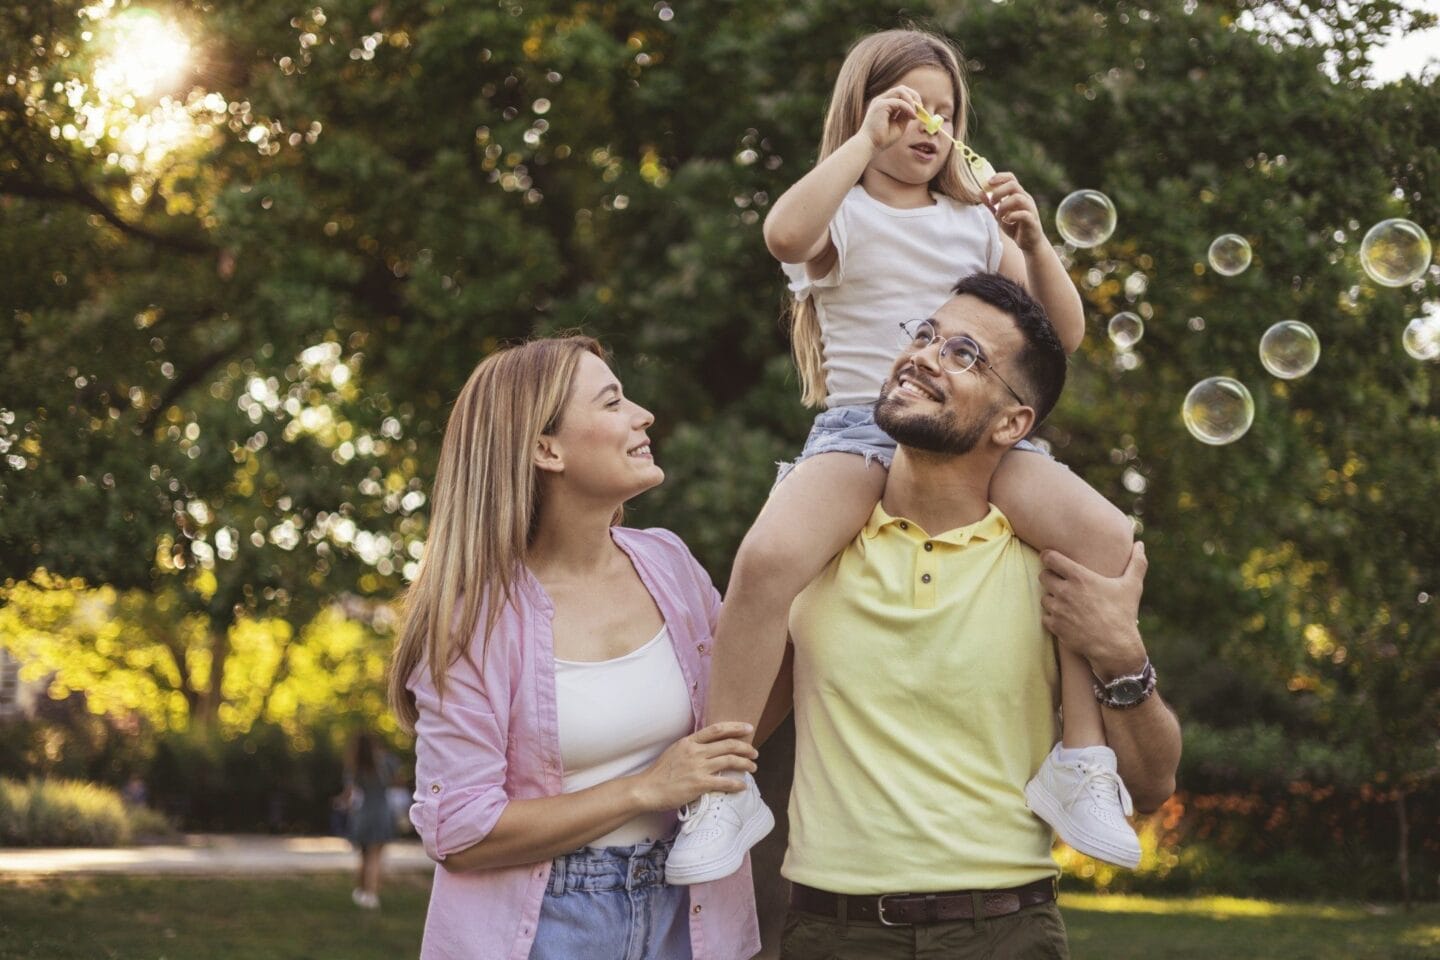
[783,185,1003,408]
[554,625,694,848]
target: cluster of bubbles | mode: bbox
[1056,191,1435,446]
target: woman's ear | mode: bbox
[534,434,564,474]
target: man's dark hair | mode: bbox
[951,272,1067,429]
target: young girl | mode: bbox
[665,27,1143,884]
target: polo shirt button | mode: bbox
[899,521,908,529]
[692,904,702,915]
[697,642,708,654]
[921,573,932,583]
[924,542,933,551]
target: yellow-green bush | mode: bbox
[0,777,174,847]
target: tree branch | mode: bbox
[140,341,243,431]
[0,176,212,254]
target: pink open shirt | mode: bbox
[407,526,761,960]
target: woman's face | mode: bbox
[540,352,663,503]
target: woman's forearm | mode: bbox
[441,776,648,873]
[764,135,875,263]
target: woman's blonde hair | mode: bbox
[388,336,610,731]
[790,28,983,408]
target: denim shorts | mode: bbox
[528,838,692,960]
[775,403,1049,486]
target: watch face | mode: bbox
[1111,680,1145,704]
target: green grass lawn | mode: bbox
[1062,893,1440,960]
[1,875,1437,959]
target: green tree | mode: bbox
[2,0,1438,896]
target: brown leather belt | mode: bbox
[790,877,1056,926]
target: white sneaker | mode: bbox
[665,773,775,885]
[351,888,380,910]
[1025,744,1142,869]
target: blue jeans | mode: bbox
[776,403,1050,486]
[528,838,692,960]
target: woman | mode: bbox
[345,729,397,909]
[389,336,762,960]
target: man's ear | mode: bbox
[534,434,564,474]
[992,404,1036,449]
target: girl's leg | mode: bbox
[991,448,1132,746]
[668,452,884,886]
[363,843,383,896]
[992,447,1142,868]
[704,452,887,733]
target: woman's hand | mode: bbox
[631,721,758,812]
[986,172,1046,252]
[859,85,922,152]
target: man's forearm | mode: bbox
[1101,692,1180,813]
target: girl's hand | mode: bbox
[986,172,1046,252]
[859,84,922,152]
[632,721,758,812]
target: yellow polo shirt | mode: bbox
[782,501,1060,894]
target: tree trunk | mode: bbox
[1397,789,1410,911]
[194,626,230,729]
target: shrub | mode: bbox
[0,778,130,846]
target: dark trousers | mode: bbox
[779,900,1070,960]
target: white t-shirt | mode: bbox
[783,185,1003,408]
[554,625,694,848]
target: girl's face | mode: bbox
[869,65,957,186]
[539,352,663,504]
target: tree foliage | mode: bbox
[1,0,1438,890]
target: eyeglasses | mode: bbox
[898,319,1028,407]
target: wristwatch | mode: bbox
[1092,658,1156,710]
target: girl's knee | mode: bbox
[732,528,820,596]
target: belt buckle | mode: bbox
[876,893,913,927]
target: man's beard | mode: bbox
[873,380,991,456]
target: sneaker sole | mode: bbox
[1024,781,1141,869]
[664,803,776,885]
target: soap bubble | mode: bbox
[1258,321,1320,379]
[1208,234,1252,276]
[1361,219,1432,287]
[1183,377,1254,445]
[1107,311,1144,350]
[1056,190,1117,248]
[1402,315,1440,360]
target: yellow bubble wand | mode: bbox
[915,105,997,193]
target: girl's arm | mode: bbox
[764,135,875,267]
[990,173,1086,354]
[763,85,924,268]
[441,721,757,873]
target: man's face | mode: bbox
[873,294,1025,456]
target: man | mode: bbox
[778,272,1181,959]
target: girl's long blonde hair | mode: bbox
[790,28,984,408]
[388,336,609,732]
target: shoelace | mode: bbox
[677,792,719,835]
[1071,761,1135,818]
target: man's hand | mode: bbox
[1039,541,1149,680]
